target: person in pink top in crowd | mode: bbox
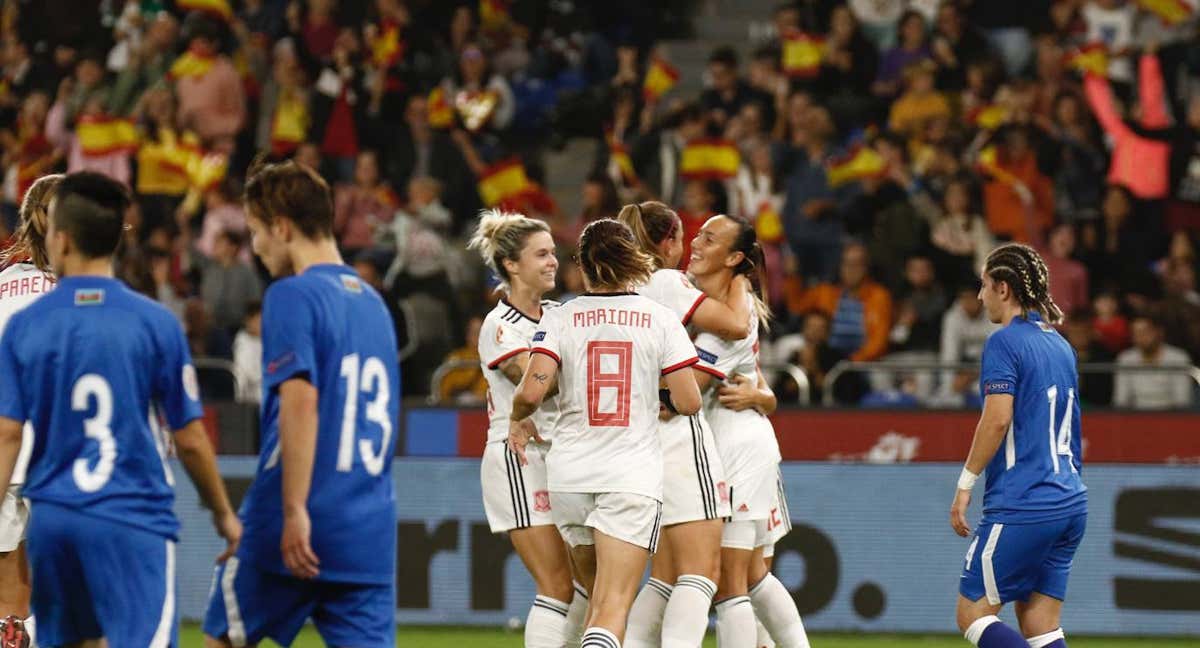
[333,149,398,255]
[1043,223,1088,319]
[195,180,250,263]
[173,14,246,153]
[1083,48,1170,200]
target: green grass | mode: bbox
[178,625,1196,647]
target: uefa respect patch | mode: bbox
[984,381,1013,394]
[695,346,718,364]
[532,331,546,342]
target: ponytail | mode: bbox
[727,215,772,330]
[1,173,62,271]
[467,208,551,293]
[617,201,680,270]
[578,219,655,291]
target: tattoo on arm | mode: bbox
[533,373,549,384]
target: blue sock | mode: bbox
[965,615,1028,648]
[1028,627,1067,648]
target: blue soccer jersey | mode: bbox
[978,312,1087,524]
[237,264,399,585]
[0,276,203,539]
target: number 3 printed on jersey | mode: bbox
[587,341,632,427]
[338,354,392,476]
[72,374,116,492]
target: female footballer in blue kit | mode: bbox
[951,243,1086,648]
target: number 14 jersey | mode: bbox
[240,264,400,584]
[530,293,698,501]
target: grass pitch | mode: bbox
[178,625,1196,646]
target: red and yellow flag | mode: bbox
[1065,43,1108,77]
[680,138,740,180]
[270,89,309,156]
[607,132,637,186]
[478,158,537,207]
[826,145,886,187]
[369,20,405,68]
[782,32,826,79]
[754,201,783,243]
[428,87,454,128]
[642,58,680,103]
[76,116,140,157]
[176,0,232,21]
[967,104,1010,131]
[1136,0,1194,26]
[480,0,512,31]
[977,145,1021,187]
[167,48,215,80]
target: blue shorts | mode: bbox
[960,513,1086,605]
[27,502,177,647]
[203,556,395,647]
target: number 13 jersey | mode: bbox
[530,293,698,501]
[241,264,400,584]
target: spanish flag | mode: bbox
[680,138,740,180]
[642,58,680,103]
[782,32,826,79]
[369,20,405,68]
[607,133,637,186]
[480,0,511,31]
[825,145,886,187]
[137,129,202,196]
[76,116,140,157]
[754,201,784,243]
[1065,43,1108,77]
[477,158,537,207]
[1136,0,1194,26]
[270,89,309,156]
[167,47,215,80]
[176,0,233,22]
[967,104,1010,131]
[428,87,454,128]
[977,145,1020,187]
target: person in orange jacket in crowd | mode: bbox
[787,242,894,361]
[982,126,1054,243]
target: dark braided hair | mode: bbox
[983,243,1063,324]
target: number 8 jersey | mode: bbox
[979,312,1087,524]
[530,293,698,501]
[240,264,400,584]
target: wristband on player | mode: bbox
[957,467,979,491]
[659,389,679,415]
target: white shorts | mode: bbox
[0,485,28,552]
[726,462,777,524]
[764,468,792,546]
[481,441,555,533]
[552,491,663,553]
[660,413,731,526]
[722,518,769,551]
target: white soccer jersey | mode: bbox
[479,298,561,444]
[636,268,706,325]
[0,262,55,484]
[694,298,781,480]
[531,293,698,500]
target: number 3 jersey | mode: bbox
[478,299,560,443]
[979,312,1087,524]
[241,264,400,584]
[530,293,698,501]
[0,276,202,539]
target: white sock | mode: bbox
[624,577,672,648]
[748,574,809,648]
[582,626,622,647]
[661,574,716,648]
[24,616,35,648]
[1028,627,1066,648]
[526,595,571,648]
[565,581,589,647]
[715,596,756,648]
[756,616,776,648]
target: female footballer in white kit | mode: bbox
[618,201,750,648]
[688,215,810,648]
[468,210,586,647]
[0,174,61,648]
[509,218,702,648]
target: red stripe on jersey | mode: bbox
[662,356,700,376]
[681,293,707,326]
[486,347,529,369]
[692,364,725,380]
[530,347,561,365]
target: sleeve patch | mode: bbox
[532,331,546,342]
[984,381,1013,394]
[267,351,297,375]
[696,346,718,364]
[182,364,200,401]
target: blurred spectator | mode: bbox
[386,94,478,233]
[1160,259,1200,361]
[929,2,992,92]
[1083,52,1170,201]
[334,149,398,256]
[439,43,516,139]
[678,179,722,267]
[108,11,179,116]
[1039,91,1107,223]
[147,247,186,321]
[1043,223,1089,317]
[255,39,311,160]
[632,102,707,207]
[571,172,620,242]
[982,126,1054,243]
[1092,292,1131,354]
[1081,0,1136,84]
[816,5,878,123]
[1,36,55,101]
[309,28,369,180]
[782,104,841,280]
[556,255,584,303]
[233,300,263,404]
[379,178,451,290]
[1064,307,1114,407]
[890,256,947,353]
[1079,184,1164,296]
[195,180,247,259]
[1114,314,1193,410]
[174,14,246,151]
[929,176,993,287]
[873,10,930,99]
[939,281,1000,397]
[184,297,233,359]
[701,46,770,131]
[436,314,489,405]
[888,60,949,138]
[298,0,340,61]
[198,230,264,334]
[788,243,894,362]
[793,310,861,405]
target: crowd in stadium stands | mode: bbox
[2,0,1199,410]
